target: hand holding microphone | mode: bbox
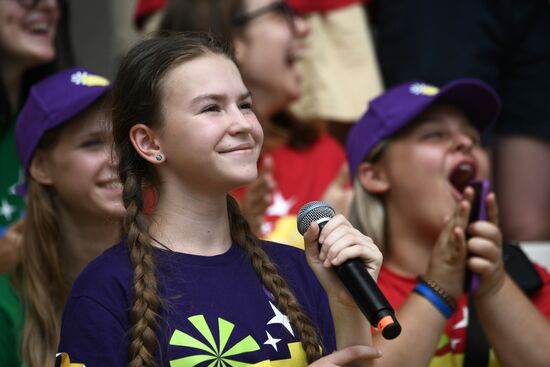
[297,202,401,340]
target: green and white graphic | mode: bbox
[169,315,261,367]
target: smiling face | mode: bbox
[155,53,263,195]
[0,0,58,69]
[32,103,125,220]
[234,0,308,116]
[372,104,490,237]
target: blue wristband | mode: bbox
[414,282,454,319]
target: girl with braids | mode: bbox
[0,68,123,367]
[57,32,383,367]
[155,0,352,247]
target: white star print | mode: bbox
[263,331,281,351]
[8,169,24,195]
[267,302,294,336]
[450,339,461,350]
[0,199,16,221]
[452,306,469,330]
[266,191,296,217]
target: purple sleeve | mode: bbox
[58,296,127,367]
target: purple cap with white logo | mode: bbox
[15,67,111,195]
[346,78,501,179]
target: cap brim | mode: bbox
[430,78,501,132]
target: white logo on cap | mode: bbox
[409,83,439,96]
[71,71,110,87]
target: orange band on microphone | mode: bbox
[377,315,394,331]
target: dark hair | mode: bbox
[112,31,323,366]
[160,0,244,46]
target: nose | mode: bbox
[228,108,254,135]
[36,0,58,9]
[292,15,310,38]
[453,132,475,153]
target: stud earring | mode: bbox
[155,153,163,161]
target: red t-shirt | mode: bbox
[378,263,550,366]
[233,133,347,248]
[288,0,368,14]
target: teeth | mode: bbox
[103,182,123,189]
[458,163,474,173]
[30,23,49,32]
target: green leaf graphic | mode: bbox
[170,354,216,367]
[170,329,216,354]
[222,336,260,357]
[189,315,219,354]
[170,315,261,367]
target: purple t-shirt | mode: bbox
[57,240,336,367]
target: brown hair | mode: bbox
[112,32,323,366]
[10,95,116,367]
[12,178,67,367]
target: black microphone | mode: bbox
[297,201,401,340]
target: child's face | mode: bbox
[34,105,125,220]
[0,0,58,69]
[234,0,309,115]
[378,104,490,236]
[155,54,263,194]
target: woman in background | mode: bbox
[0,68,123,367]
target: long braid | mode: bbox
[227,195,323,363]
[122,170,161,367]
[111,33,258,366]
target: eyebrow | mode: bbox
[190,91,252,105]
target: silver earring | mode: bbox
[155,153,163,161]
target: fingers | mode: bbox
[455,191,472,230]
[467,236,501,263]
[468,221,502,248]
[486,192,499,226]
[303,221,322,260]
[240,157,276,233]
[312,345,382,366]
[310,215,382,278]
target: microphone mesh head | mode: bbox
[297,201,336,235]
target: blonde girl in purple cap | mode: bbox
[0,67,124,367]
[346,79,550,366]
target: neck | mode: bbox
[384,205,436,277]
[149,184,232,256]
[57,206,121,282]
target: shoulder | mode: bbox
[261,240,308,268]
[260,240,321,289]
[69,241,133,306]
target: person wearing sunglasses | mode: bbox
[158,0,353,248]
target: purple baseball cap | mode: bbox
[346,78,502,179]
[15,67,111,195]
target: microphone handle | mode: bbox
[314,219,401,339]
[334,258,394,325]
[316,246,401,339]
